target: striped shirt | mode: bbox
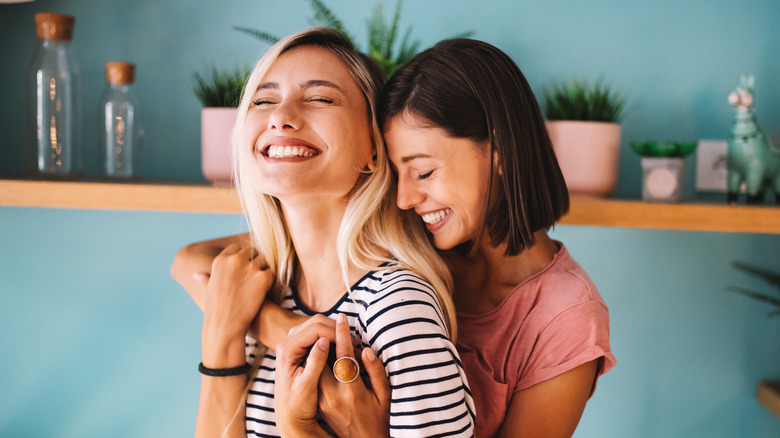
[245,268,475,437]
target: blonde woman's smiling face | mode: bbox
[385,113,493,250]
[241,44,374,201]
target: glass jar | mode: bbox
[99,62,140,180]
[27,13,82,179]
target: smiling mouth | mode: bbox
[264,145,318,158]
[421,208,451,225]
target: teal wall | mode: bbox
[1,0,779,436]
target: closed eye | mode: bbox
[417,170,434,180]
[252,98,277,106]
[307,96,335,104]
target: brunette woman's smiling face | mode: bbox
[241,44,374,201]
[385,112,494,250]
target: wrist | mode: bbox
[278,418,330,438]
[258,301,308,350]
[200,323,247,368]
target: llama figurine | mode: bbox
[726,75,780,204]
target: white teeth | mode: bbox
[421,209,450,224]
[266,145,314,158]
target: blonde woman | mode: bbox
[172,28,474,437]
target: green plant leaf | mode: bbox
[192,65,249,107]
[308,0,353,42]
[728,261,780,318]
[733,261,780,290]
[221,0,472,83]
[544,78,627,123]
[233,26,279,44]
[728,286,780,317]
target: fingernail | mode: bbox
[317,337,329,351]
[363,347,376,362]
[337,313,347,324]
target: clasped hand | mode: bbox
[275,313,391,438]
[201,243,274,366]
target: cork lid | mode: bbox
[106,62,136,85]
[35,13,75,42]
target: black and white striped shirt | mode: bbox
[245,268,475,437]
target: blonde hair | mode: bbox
[224,27,456,436]
[233,27,455,335]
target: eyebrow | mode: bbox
[400,153,434,163]
[255,79,345,93]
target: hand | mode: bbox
[318,314,391,438]
[201,243,273,366]
[170,233,251,311]
[274,315,338,437]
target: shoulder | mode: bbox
[525,244,609,321]
[354,268,441,310]
[353,268,449,345]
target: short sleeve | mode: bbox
[515,298,615,393]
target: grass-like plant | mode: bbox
[198,0,470,106]
[543,78,627,123]
[234,0,469,78]
[729,261,780,317]
[192,65,249,107]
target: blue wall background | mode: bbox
[1,0,779,437]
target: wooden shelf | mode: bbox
[1,179,779,234]
[757,381,780,419]
[0,179,239,214]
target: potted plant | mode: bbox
[234,0,470,78]
[193,65,248,187]
[544,79,628,197]
[630,141,697,203]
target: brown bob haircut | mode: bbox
[378,38,569,256]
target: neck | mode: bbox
[280,196,352,312]
[450,230,559,314]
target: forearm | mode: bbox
[195,374,248,438]
[251,301,309,350]
[195,323,251,438]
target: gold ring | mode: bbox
[333,356,359,383]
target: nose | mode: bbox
[396,174,424,210]
[267,101,300,131]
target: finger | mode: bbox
[238,245,259,261]
[285,319,337,353]
[193,272,210,287]
[362,347,391,404]
[220,243,242,256]
[335,313,354,360]
[287,315,336,339]
[298,337,330,385]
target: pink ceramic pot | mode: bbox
[201,107,238,187]
[546,121,622,197]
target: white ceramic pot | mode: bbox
[201,107,238,187]
[641,157,684,203]
[546,121,622,197]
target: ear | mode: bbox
[367,150,378,172]
[493,150,503,177]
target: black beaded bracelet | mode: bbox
[198,362,252,377]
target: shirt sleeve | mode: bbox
[515,298,615,393]
[359,270,475,438]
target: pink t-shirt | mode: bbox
[456,243,615,438]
